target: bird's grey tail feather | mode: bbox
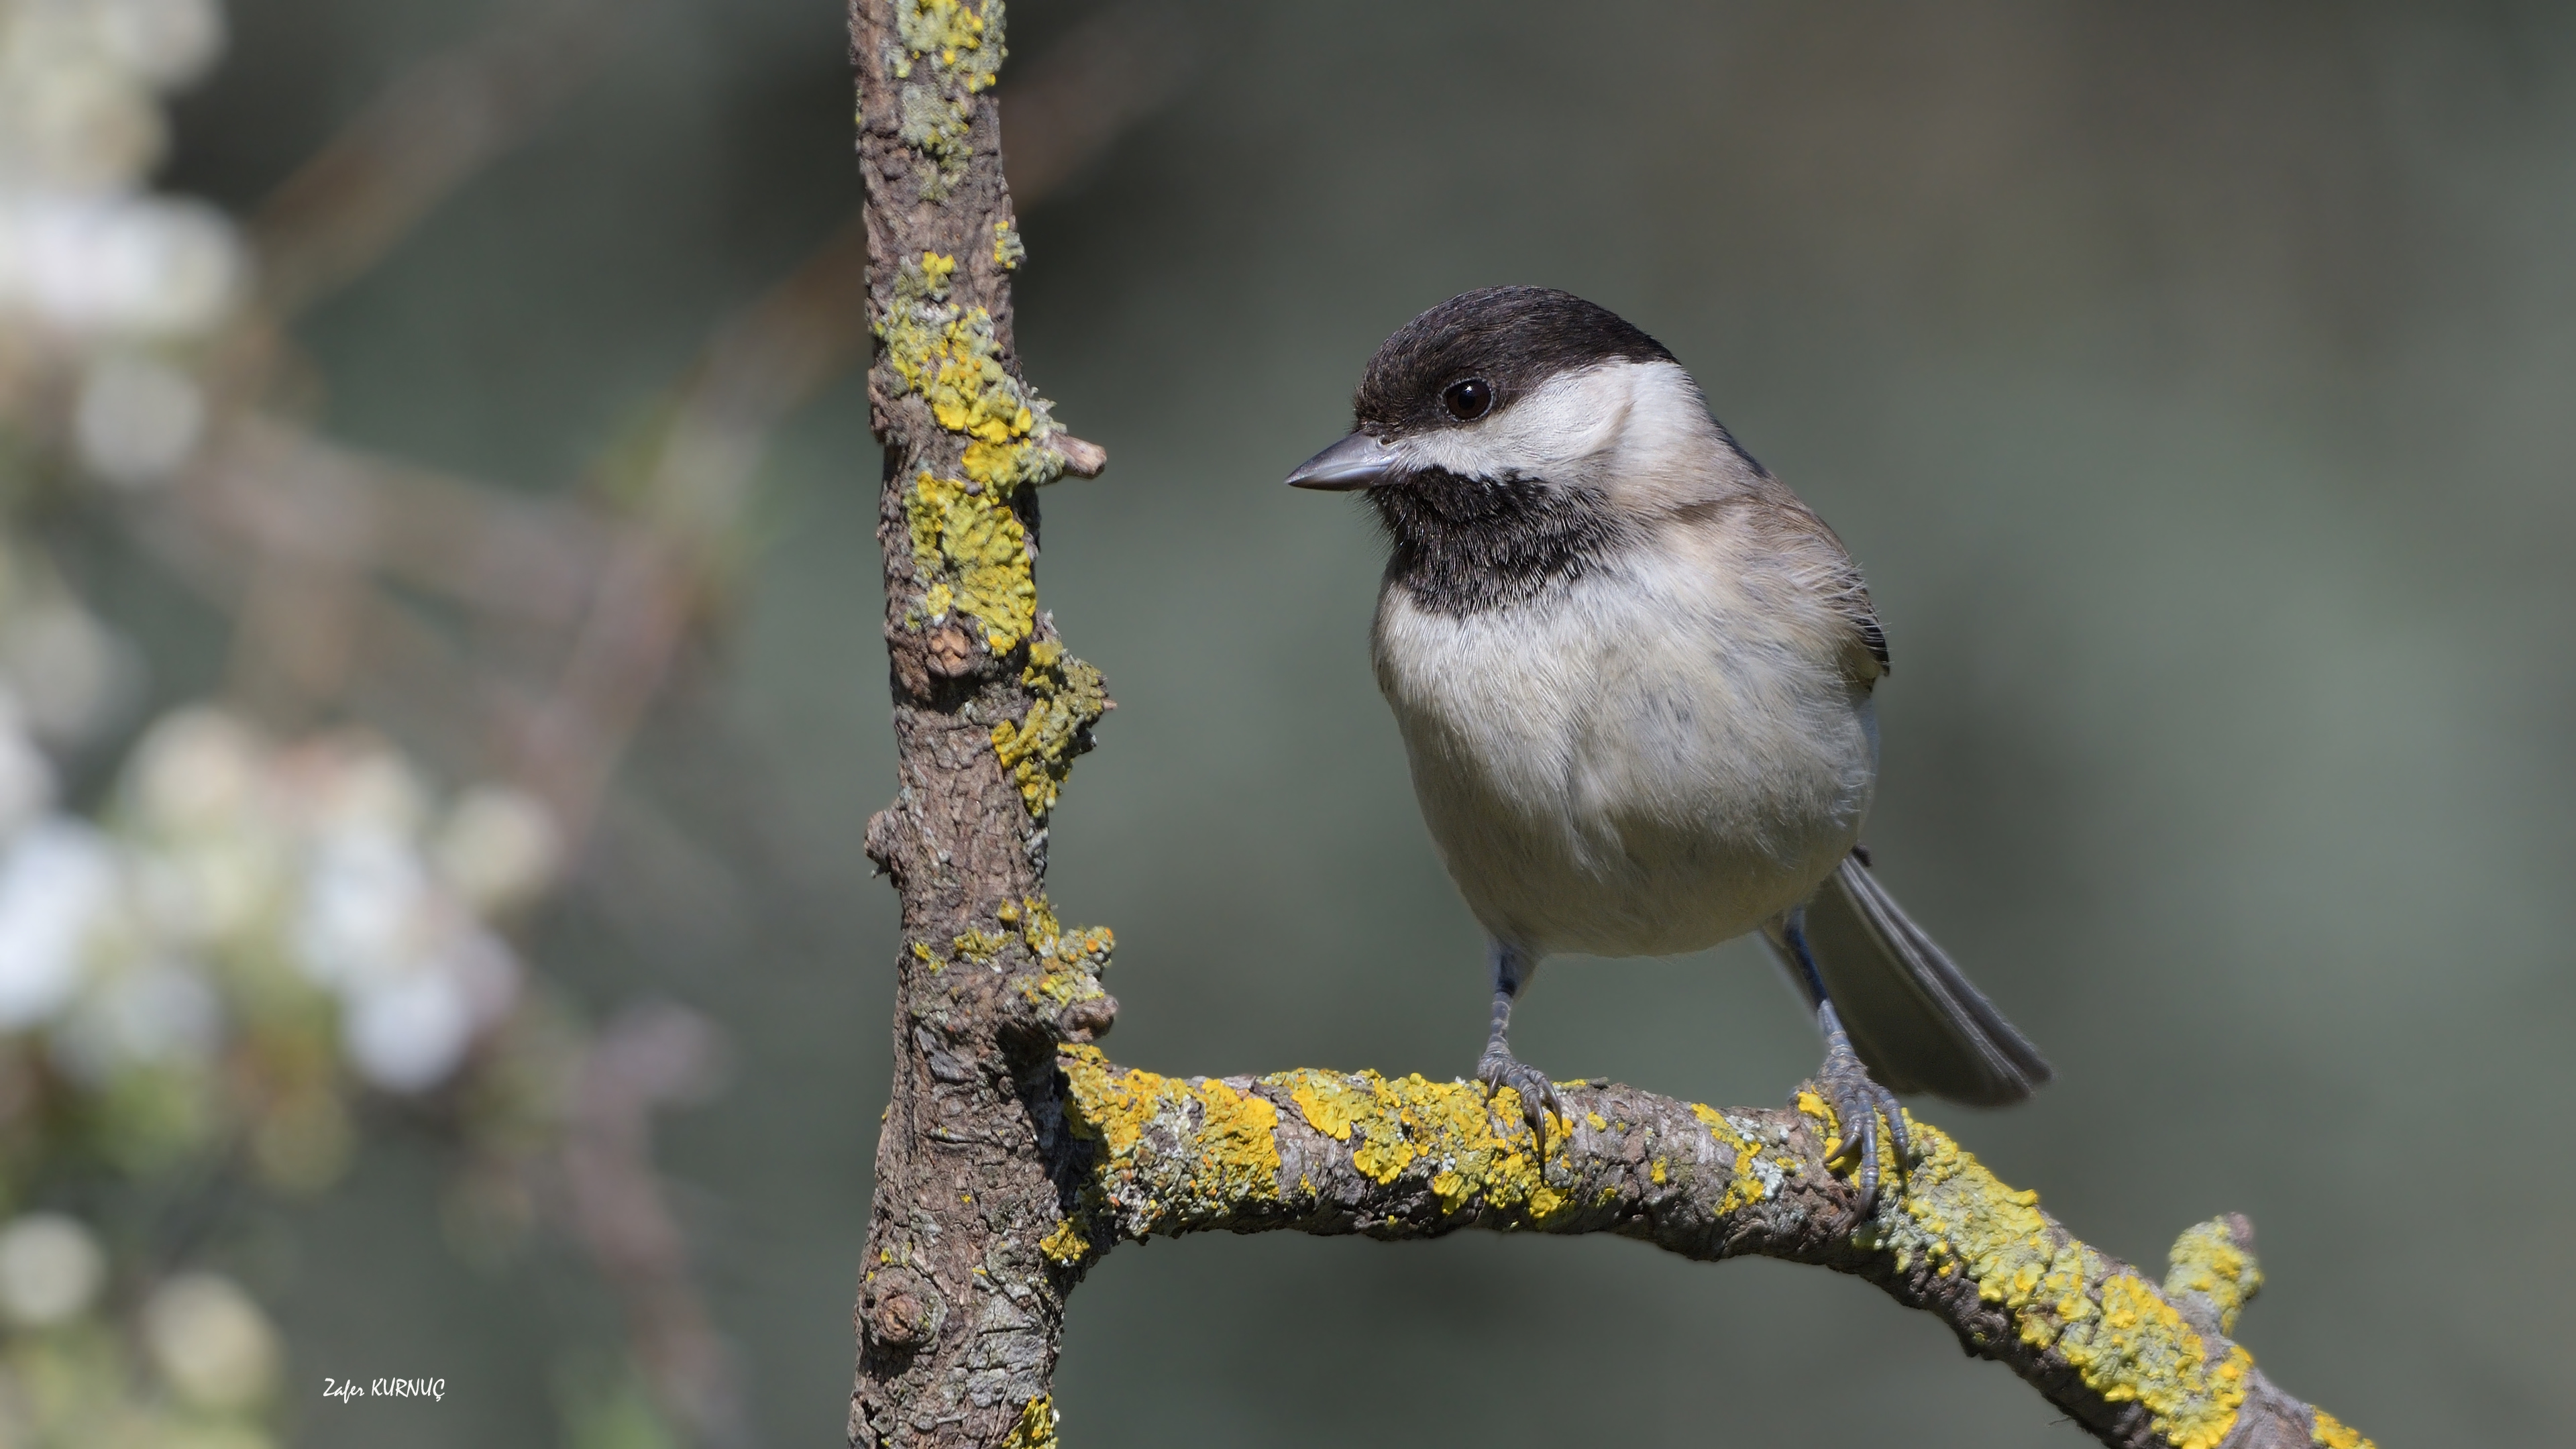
[1764,853,2052,1107]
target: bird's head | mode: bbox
[1285,286,1747,516]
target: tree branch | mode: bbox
[842,4,2379,1448]
[1047,1053,2375,1449]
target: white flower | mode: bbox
[0,718,55,841]
[129,706,261,835]
[298,741,430,841]
[342,967,472,1092]
[0,58,164,191]
[0,1214,105,1328]
[433,786,562,914]
[0,820,115,1028]
[0,195,240,336]
[341,922,518,1093]
[292,826,430,991]
[0,598,135,744]
[142,1272,278,1410]
[74,350,203,487]
[131,834,276,947]
[91,0,227,91]
[54,955,218,1081]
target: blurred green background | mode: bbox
[142,0,2574,1444]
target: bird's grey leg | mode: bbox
[1778,907,1910,1223]
[1474,938,1562,1147]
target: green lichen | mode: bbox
[1872,1123,2253,1449]
[2164,1218,2262,1335]
[992,639,1108,816]
[994,219,1025,269]
[890,0,1005,198]
[996,1393,1057,1449]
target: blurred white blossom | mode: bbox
[0,820,115,1028]
[0,1214,105,1328]
[142,1272,278,1410]
[74,348,205,485]
[129,705,260,833]
[0,0,240,341]
[0,702,55,838]
[91,0,227,89]
[1,594,136,743]
[0,193,239,334]
[434,784,564,913]
[54,953,218,1081]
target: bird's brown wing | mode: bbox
[1737,487,1890,684]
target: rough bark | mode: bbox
[843,4,2377,1448]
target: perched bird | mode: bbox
[1286,286,2049,1213]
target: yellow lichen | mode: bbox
[996,1393,1057,1449]
[991,639,1108,815]
[1289,1074,1363,1142]
[1050,1056,2349,1446]
[987,894,1114,1013]
[879,253,1063,493]
[1794,1088,1836,1163]
[2308,1408,2376,1449]
[1260,1070,1582,1222]
[1038,1219,1089,1266]
[879,248,1065,651]
[907,471,1036,652]
[951,924,1012,963]
[1878,1125,2253,1449]
[994,219,1025,269]
[1687,1102,1766,1213]
[2164,1218,2262,1335]
[1059,1047,1281,1210]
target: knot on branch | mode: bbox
[906,895,1116,1057]
[859,1264,945,1354]
[2163,1214,2262,1338]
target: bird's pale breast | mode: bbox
[1373,545,1877,958]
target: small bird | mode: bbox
[1286,286,2049,1213]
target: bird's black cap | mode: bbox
[1352,286,1678,438]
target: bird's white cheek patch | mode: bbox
[1394,361,1676,483]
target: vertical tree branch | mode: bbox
[848,3,1110,1446]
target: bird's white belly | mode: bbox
[1375,567,1877,958]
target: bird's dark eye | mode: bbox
[1441,378,1493,421]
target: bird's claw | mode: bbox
[1816,1009,1910,1227]
[1475,1049,1562,1150]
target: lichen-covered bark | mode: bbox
[1044,1055,2375,1449]
[849,3,1109,1446]
[844,6,2375,1448]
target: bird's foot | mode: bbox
[1815,1005,1911,1227]
[1474,1046,1563,1150]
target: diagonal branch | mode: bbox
[1046,1052,2376,1449]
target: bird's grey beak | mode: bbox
[1285,432,1395,491]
